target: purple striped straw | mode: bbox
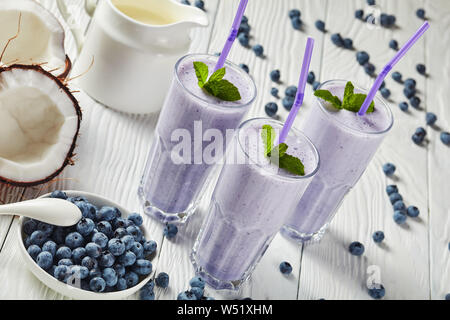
[358,21,430,116]
[214,0,249,72]
[278,37,315,144]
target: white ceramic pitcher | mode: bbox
[57,0,208,114]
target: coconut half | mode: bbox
[0,64,81,187]
[0,0,70,78]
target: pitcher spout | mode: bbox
[171,1,209,29]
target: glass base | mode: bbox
[280,223,329,244]
[138,186,198,224]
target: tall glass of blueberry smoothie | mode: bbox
[281,80,393,242]
[191,118,320,290]
[139,54,256,224]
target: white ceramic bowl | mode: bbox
[18,191,152,300]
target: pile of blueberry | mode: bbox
[385,183,420,225]
[331,33,353,50]
[177,276,215,300]
[23,191,157,294]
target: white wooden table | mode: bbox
[0,0,449,300]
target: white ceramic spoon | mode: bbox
[0,198,82,226]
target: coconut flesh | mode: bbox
[0,0,69,77]
[0,1,81,187]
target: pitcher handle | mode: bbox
[56,0,98,53]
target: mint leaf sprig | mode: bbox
[193,61,242,102]
[314,81,375,113]
[261,125,305,176]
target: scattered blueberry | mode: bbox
[399,102,409,112]
[270,87,279,98]
[315,20,325,32]
[372,231,385,243]
[416,8,425,19]
[440,132,450,145]
[367,0,375,5]
[392,71,402,83]
[312,81,321,91]
[307,71,315,85]
[190,287,204,299]
[393,200,406,212]
[140,280,155,300]
[386,185,398,195]
[288,9,301,19]
[239,22,251,35]
[393,210,407,224]
[238,33,249,47]
[389,193,403,204]
[189,276,206,289]
[163,224,178,239]
[364,63,375,76]
[291,17,302,30]
[282,97,294,110]
[445,293,450,300]
[409,96,421,108]
[279,261,293,275]
[412,133,424,145]
[155,272,170,288]
[403,87,416,99]
[416,64,426,75]
[343,38,353,49]
[178,290,197,300]
[270,70,281,82]
[239,63,249,73]
[252,44,264,57]
[404,78,417,89]
[349,242,365,256]
[406,206,420,218]
[368,284,385,299]
[194,0,204,10]
[331,33,344,47]
[425,112,437,126]
[285,86,297,97]
[382,163,396,176]
[265,102,278,117]
[355,10,364,20]
[380,88,391,99]
[389,40,398,51]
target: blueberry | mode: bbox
[364,63,375,76]
[76,218,95,237]
[355,10,364,20]
[190,287,204,299]
[389,193,403,204]
[70,265,89,280]
[349,241,365,256]
[239,64,249,73]
[237,33,249,47]
[404,78,416,89]
[92,232,109,249]
[155,272,170,288]
[124,271,139,288]
[380,88,391,99]
[331,33,344,47]
[393,210,407,224]
[270,87,279,97]
[440,132,450,145]
[288,9,300,19]
[416,64,426,75]
[416,8,425,19]
[368,284,385,299]
[102,268,118,287]
[410,96,421,108]
[27,245,42,261]
[241,15,248,24]
[399,102,409,112]
[96,206,117,222]
[113,227,127,239]
[37,222,54,236]
[425,112,437,126]
[279,261,293,275]
[24,236,32,248]
[130,242,144,259]
[189,276,206,289]
[393,200,406,212]
[36,251,53,270]
[89,268,102,279]
[51,227,66,244]
[178,291,197,300]
[108,238,126,257]
[387,15,396,26]
[132,259,152,276]
[75,201,97,220]
[446,293,450,300]
[264,102,278,117]
[380,14,389,27]
[65,232,84,249]
[116,278,127,291]
[119,251,137,267]
[239,23,250,35]
[367,0,375,5]
[99,251,115,268]
[113,264,126,278]
[126,225,143,242]
[270,70,281,82]
[315,20,325,32]
[285,86,297,97]
[386,185,398,195]
[90,277,106,292]
[163,224,178,239]
[81,256,98,270]
[58,258,73,266]
[282,97,294,111]
[403,87,416,99]
[406,206,420,218]
[343,38,353,49]
[72,247,87,264]
[356,51,370,65]
[112,217,129,229]
[252,44,264,57]
[181,0,190,5]
[96,221,113,237]
[23,219,37,236]
[307,71,315,85]
[128,213,143,227]
[140,289,155,300]
[30,230,47,246]
[143,240,157,256]
[121,235,135,250]
[382,163,396,176]
[412,133,424,145]
[42,241,57,256]
[372,231,385,243]
[54,265,69,281]
[194,0,204,10]
[389,40,398,50]
[312,81,321,91]
[50,190,68,199]
[392,71,402,83]
[85,242,102,258]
